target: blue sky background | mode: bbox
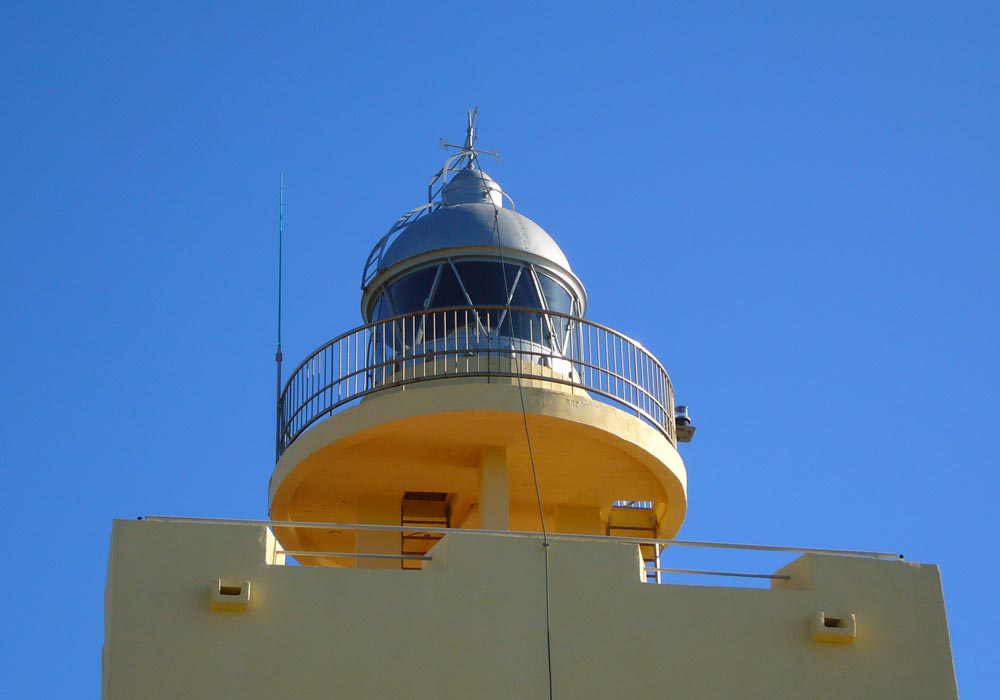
[2,2,997,696]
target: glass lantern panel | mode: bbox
[387,265,439,316]
[454,261,510,331]
[506,269,547,343]
[536,271,573,314]
[426,263,471,339]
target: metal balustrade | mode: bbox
[277,305,676,457]
[145,516,905,582]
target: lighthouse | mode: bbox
[268,109,690,571]
[102,114,958,700]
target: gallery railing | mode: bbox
[276,305,675,457]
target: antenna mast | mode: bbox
[275,172,284,461]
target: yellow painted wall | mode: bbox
[103,519,957,699]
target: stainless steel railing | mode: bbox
[145,516,905,582]
[276,306,675,457]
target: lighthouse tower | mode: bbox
[269,110,690,568]
[102,114,958,700]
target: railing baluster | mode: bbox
[649,359,656,425]
[620,337,625,403]
[611,335,622,399]
[592,326,598,391]
[620,338,626,404]
[636,345,642,414]
[636,348,643,416]
[450,310,456,373]
[590,324,596,388]
[473,309,480,373]
[528,312,534,374]
[618,335,624,400]
[610,332,615,398]
[610,331,616,397]
[375,321,387,386]
[599,329,606,395]
[585,323,592,387]
[621,338,628,404]
[634,344,639,411]
[632,342,640,417]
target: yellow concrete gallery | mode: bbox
[102,115,958,699]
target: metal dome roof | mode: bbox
[377,201,572,273]
[440,168,504,207]
[359,110,587,319]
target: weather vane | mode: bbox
[439,106,500,168]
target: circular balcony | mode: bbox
[277,306,676,458]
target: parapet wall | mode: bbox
[103,519,957,700]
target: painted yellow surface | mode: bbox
[102,519,958,700]
[553,504,604,534]
[270,379,687,563]
[478,446,510,530]
[355,498,400,569]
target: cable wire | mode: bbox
[471,147,555,700]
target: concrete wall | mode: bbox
[103,519,957,699]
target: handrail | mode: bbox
[144,516,904,561]
[279,550,432,562]
[143,516,904,583]
[276,306,676,457]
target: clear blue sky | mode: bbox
[2,2,997,696]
